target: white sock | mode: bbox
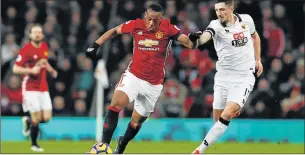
[198,119,229,153]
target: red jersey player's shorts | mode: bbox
[22,91,52,113]
[115,70,163,116]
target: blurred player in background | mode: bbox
[188,0,263,153]
[12,24,58,152]
[86,3,198,154]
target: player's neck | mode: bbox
[31,41,42,48]
[228,13,236,25]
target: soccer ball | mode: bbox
[88,143,113,154]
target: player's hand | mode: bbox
[256,60,263,77]
[188,31,203,42]
[51,70,58,78]
[31,66,41,75]
[86,42,100,60]
[36,59,47,68]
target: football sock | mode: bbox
[30,122,39,146]
[25,117,32,130]
[102,106,120,144]
[199,117,230,153]
[26,117,32,124]
[121,122,142,146]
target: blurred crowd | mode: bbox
[1,0,304,119]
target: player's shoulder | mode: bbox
[207,19,223,34]
[131,18,145,28]
[208,19,221,28]
[122,19,134,27]
[238,14,254,23]
[160,19,181,35]
[41,42,48,48]
[21,43,32,51]
[161,18,171,25]
[157,18,172,30]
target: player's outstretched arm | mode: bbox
[177,34,198,49]
[187,31,212,48]
[95,24,124,45]
[86,24,124,60]
[198,31,212,45]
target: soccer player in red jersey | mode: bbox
[86,4,198,154]
[13,24,57,152]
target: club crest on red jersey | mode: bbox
[155,31,163,39]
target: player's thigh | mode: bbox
[23,91,42,114]
[113,71,139,110]
[212,83,228,110]
[40,92,52,120]
[227,82,253,109]
[134,84,163,117]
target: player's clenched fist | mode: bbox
[188,31,203,42]
[86,42,100,60]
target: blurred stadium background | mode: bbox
[1,0,304,154]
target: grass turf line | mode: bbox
[1,141,304,154]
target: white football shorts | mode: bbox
[213,71,255,109]
[115,70,163,116]
[22,91,52,113]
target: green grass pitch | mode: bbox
[1,141,304,154]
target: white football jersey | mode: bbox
[205,13,256,74]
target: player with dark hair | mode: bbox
[188,0,263,153]
[13,24,58,152]
[86,3,198,154]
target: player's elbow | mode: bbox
[114,24,123,34]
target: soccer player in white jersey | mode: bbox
[188,0,263,153]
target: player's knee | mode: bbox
[31,118,41,126]
[221,105,240,120]
[130,116,147,127]
[220,111,233,120]
[109,101,125,111]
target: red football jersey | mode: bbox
[14,42,49,91]
[121,18,181,85]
